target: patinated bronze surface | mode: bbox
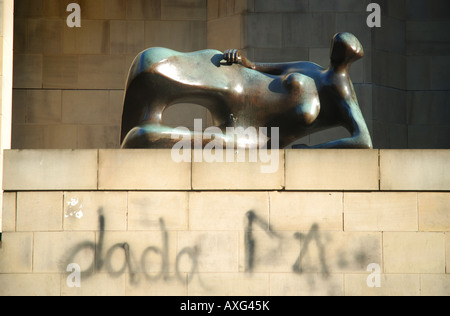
[120,32,373,149]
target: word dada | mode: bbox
[171,119,280,174]
[367,3,381,28]
[67,3,81,28]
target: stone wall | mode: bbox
[10,0,450,150]
[1,149,449,296]
[0,0,14,236]
[12,0,209,149]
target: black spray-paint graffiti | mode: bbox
[244,211,330,277]
[63,208,199,286]
[64,208,370,287]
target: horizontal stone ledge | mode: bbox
[3,150,98,191]
[3,149,450,192]
[285,149,380,191]
[380,150,450,191]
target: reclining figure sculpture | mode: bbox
[120,32,373,149]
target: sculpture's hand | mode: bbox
[223,49,242,64]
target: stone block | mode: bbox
[270,273,344,296]
[207,15,243,51]
[98,149,191,190]
[13,54,43,89]
[162,0,207,21]
[407,56,431,90]
[431,56,450,90]
[238,230,300,273]
[344,192,418,232]
[126,0,161,20]
[104,0,127,20]
[408,125,450,150]
[447,232,449,274]
[0,274,60,296]
[246,13,282,48]
[177,231,239,273]
[78,55,126,89]
[27,19,63,54]
[283,13,336,48]
[293,231,382,274]
[383,232,446,273]
[254,0,308,12]
[125,273,188,296]
[63,20,110,55]
[380,150,450,191]
[285,150,379,191]
[15,0,43,18]
[373,86,407,124]
[344,274,421,296]
[62,273,126,296]
[189,192,269,231]
[77,125,121,149]
[2,192,16,232]
[192,150,284,190]
[42,55,78,89]
[34,232,96,273]
[62,90,111,125]
[188,273,269,296]
[110,20,145,55]
[43,0,64,18]
[128,192,188,231]
[269,192,343,231]
[421,274,450,296]
[309,0,365,12]
[207,0,219,20]
[373,16,406,55]
[418,193,450,232]
[3,150,98,190]
[253,47,308,63]
[17,191,63,232]
[11,124,79,149]
[109,90,125,125]
[26,90,62,124]
[407,91,450,126]
[12,89,27,124]
[0,232,33,273]
[145,20,206,52]
[14,18,27,53]
[372,51,406,90]
[64,191,127,231]
[97,231,178,275]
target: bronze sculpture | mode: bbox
[120,32,373,149]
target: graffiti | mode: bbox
[292,224,329,278]
[62,209,199,286]
[63,207,375,291]
[244,211,330,277]
[244,211,282,272]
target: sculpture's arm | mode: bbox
[223,49,289,75]
[295,98,373,149]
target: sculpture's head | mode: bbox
[330,32,364,68]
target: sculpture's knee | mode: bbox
[283,73,320,126]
